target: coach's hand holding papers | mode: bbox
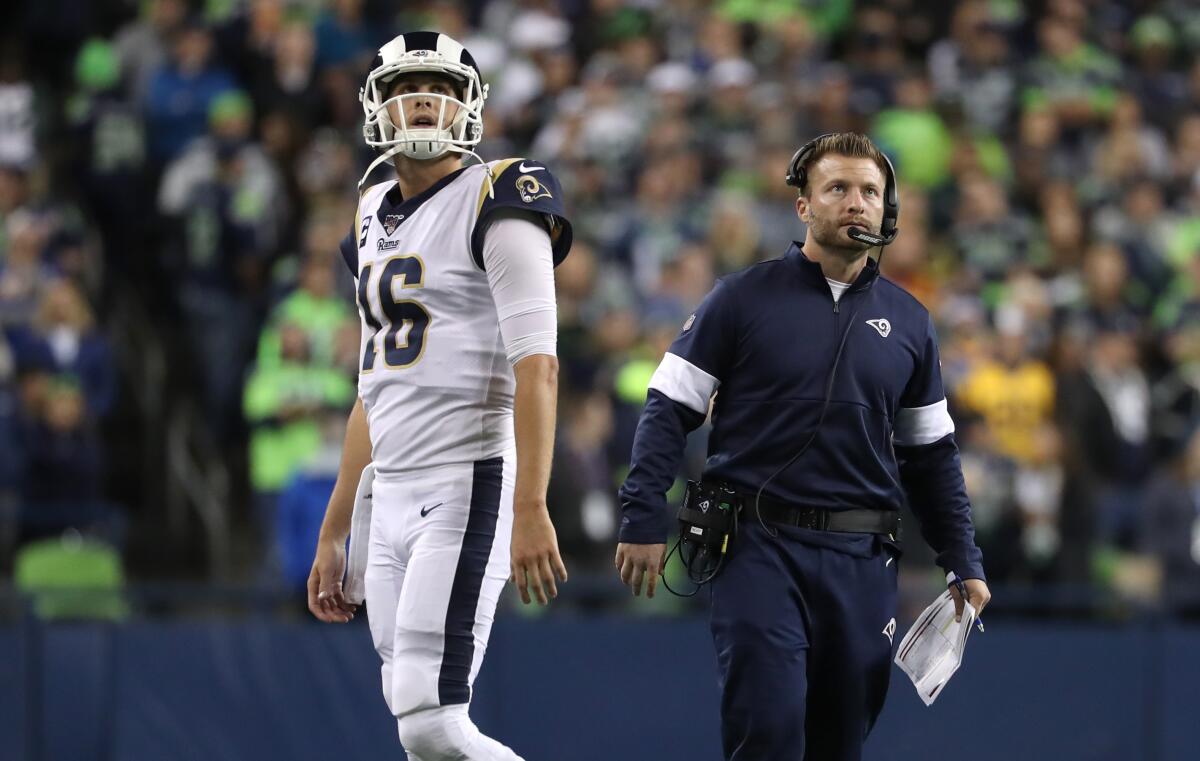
[894,574,986,706]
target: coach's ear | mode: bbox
[795,194,809,224]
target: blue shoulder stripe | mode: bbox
[470,159,572,270]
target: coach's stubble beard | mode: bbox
[805,209,873,262]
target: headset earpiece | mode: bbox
[878,151,899,244]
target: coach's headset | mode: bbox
[663,134,901,596]
[785,132,900,246]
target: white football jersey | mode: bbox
[341,159,571,476]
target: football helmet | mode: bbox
[358,31,488,186]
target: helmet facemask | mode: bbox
[361,60,486,163]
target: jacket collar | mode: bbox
[785,241,880,292]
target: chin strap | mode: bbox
[357,142,407,190]
[357,144,494,199]
[460,146,494,199]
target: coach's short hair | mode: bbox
[794,133,890,196]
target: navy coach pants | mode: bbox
[709,520,900,761]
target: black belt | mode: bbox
[726,487,900,536]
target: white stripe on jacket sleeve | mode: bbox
[648,352,719,415]
[894,398,955,446]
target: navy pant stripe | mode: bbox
[438,457,503,705]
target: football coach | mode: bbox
[614,132,991,761]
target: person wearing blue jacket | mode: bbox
[615,132,990,761]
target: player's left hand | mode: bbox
[948,577,991,622]
[510,504,569,605]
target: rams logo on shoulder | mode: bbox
[516,174,552,204]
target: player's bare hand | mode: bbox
[510,505,568,605]
[948,577,991,622]
[307,536,358,623]
[615,542,667,599]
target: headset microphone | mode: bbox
[847,227,887,247]
[849,225,897,246]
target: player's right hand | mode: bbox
[307,537,358,623]
[615,542,667,599]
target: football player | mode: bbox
[306,31,572,761]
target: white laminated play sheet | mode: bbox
[894,586,977,706]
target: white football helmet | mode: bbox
[358,31,489,186]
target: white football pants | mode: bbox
[364,456,522,761]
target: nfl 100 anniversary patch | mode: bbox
[382,214,405,236]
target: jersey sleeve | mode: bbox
[470,158,572,270]
[482,211,558,365]
[339,229,357,277]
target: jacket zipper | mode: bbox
[832,292,841,345]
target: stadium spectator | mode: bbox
[549,387,618,574]
[158,89,285,439]
[927,0,1016,135]
[0,48,36,172]
[247,15,327,136]
[0,332,21,538]
[0,211,57,328]
[6,278,116,420]
[243,322,354,536]
[142,18,237,166]
[313,0,377,72]
[1143,425,1200,613]
[66,40,149,290]
[112,0,188,104]
[18,376,106,537]
[256,250,352,371]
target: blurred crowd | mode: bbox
[2,0,1200,615]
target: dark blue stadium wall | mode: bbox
[2,617,1196,761]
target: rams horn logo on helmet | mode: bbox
[516,174,552,204]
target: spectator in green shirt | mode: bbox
[257,252,352,369]
[1021,15,1121,131]
[243,321,355,551]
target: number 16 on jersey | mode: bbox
[357,255,431,371]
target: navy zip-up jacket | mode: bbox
[618,243,986,581]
